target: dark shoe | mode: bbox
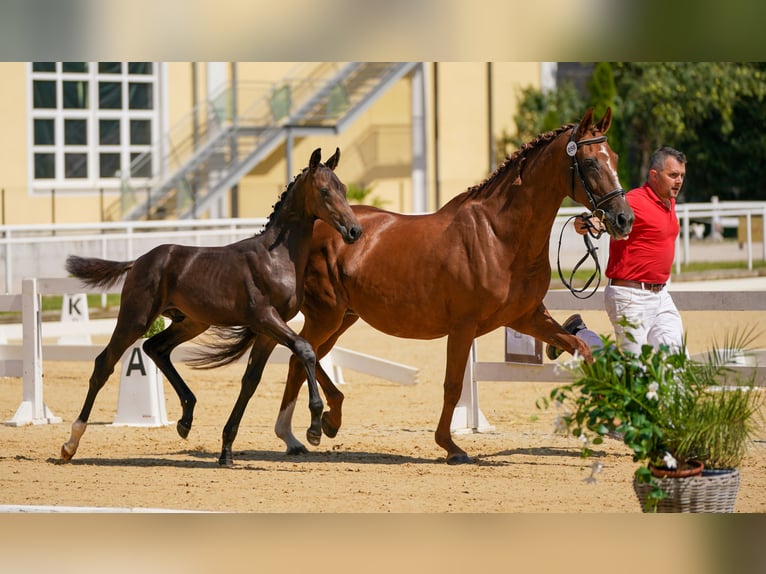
[545,314,587,360]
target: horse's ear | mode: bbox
[595,107,613,134]
[310,148,322,172]
[325,147,341,171]
[575,108,595,139]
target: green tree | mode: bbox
[498,81,585,162]
[612,62,766,193]
[586,63,630,186]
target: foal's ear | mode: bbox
[594,107,613,134]
[325,147,341,171]
[575,108,595,139]
[310,148,322,172]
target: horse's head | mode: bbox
[305,147,363,244]
[567,108,634,239]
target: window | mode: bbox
[29,61,159,191]
[32,62,56,73]
[34,119,55,145]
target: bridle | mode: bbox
[557,127,625,299]
[567,127,625,222]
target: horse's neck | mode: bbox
[461,147,569,257]
[258,187,316,267]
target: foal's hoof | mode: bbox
[286,445,309,456]
[306,429,322,447]
[176,420,191,439]
[446,453,474,465]
[321,413,339,438]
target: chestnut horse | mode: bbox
[205,108,634,464]
[60,147,362,466]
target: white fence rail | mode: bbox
[0,218,267,293]
[2,202,765,293]
[452,289,766,434]
[1,277,417,427]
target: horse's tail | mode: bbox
[65,255,134,289]
[186,326,257,369]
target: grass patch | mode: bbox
[0,293,121,321]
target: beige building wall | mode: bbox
[0,62,543,225]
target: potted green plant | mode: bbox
[539,324,763,512]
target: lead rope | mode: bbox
[556,214,604,299]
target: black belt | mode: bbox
[608,278,666,293]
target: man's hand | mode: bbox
[573,213,605,236]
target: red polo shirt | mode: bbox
[606,183,678,284]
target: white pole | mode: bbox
[6,278,60,425]
[411,63,427,214]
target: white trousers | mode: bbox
[604,284,684,355]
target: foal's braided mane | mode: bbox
[259,168,306,235]
[466,123,574,198]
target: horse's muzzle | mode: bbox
[606,208,634,240]
[342,224,363,244]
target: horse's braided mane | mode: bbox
[259,168,306,235]
[466,123,575,197]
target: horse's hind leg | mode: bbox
[219,334,277,467]
[142,318,208,439]
[61,320,146,461]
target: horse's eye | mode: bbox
[320,187,330,198]
[584,158,598,170]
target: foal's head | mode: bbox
[302,147,363,244]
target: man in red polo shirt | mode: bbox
[547,146,686,358]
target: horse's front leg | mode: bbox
[435,329,476,465]
[275,357,343,455]
[263,313,324,447]
[219,334,276,467]
[516,304,593,362]
[275,354,310,455]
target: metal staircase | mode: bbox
[112,62,418,221]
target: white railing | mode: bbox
[1,202,765,294]
[452,288,766,434]
[0,218,267,293]
[556,201,766,273]
[1,276,418,426]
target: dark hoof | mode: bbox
[446,453,473,465]
[306,429,321,447]
[59,446,73,462]
[321,413,339,438]
[217,455,234,468]
[177,420,191,439]
[286,445,310,456]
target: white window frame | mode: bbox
[28,62,161,194]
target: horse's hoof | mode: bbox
[286,445,309,456]
[217,455,234,468]
[177,421,191,439]
[60,445,73,462]
[321,413,339,438]
[306,429,321,447]
[446,453,473,465]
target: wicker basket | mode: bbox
[633,469,740,513]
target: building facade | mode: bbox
[0,62,544,224]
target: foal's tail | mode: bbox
[65,255,134,289]
[186,326,257,369]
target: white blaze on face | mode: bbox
[598,144,620,187]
